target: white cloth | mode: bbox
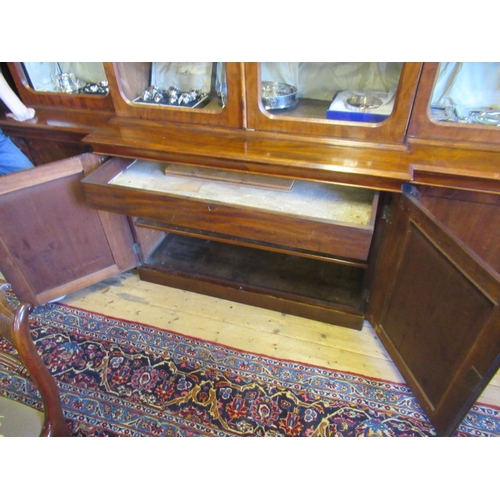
[431,62,500,110]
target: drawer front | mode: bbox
[82,158,379,263]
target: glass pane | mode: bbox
[260,62,404,123]
[22,62,109,95]
[429,62,500,127]
[121,62,226,110]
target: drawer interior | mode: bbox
[84,158,380,263]
[110,160,377,227]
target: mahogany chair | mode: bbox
[0,280,70,436]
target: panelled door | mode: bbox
[367,186,500,436]
[0,153,138,305]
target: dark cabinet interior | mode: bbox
[1,61,499,436]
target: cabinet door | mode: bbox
[0,154,139,305]
[2,63,115,152]
[409,62,500,150]
[245,62,422,145]
[104,62,245,128]
[6,62,114,111]
[367,187,500,436]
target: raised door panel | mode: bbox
[367,189,500,436]
[0,154,138,305]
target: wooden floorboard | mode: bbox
[57,269,500,408]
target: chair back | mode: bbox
[0,280,70,436]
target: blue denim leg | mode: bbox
[0,129,34,176]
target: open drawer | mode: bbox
[82,157,380,264]
[82,157,381,330]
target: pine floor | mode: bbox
[57,269,500,409]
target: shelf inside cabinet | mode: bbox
[139,233,367,330]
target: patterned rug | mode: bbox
[1,300,499,437]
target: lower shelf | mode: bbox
[139,233,367,329]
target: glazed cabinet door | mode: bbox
[6,62,114,111]
[0,153,139,305]
[104,62,245,128]
[367,186,500,436]
[1,63,115,155]
[409,62,500,150]
[245,62,422,145]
